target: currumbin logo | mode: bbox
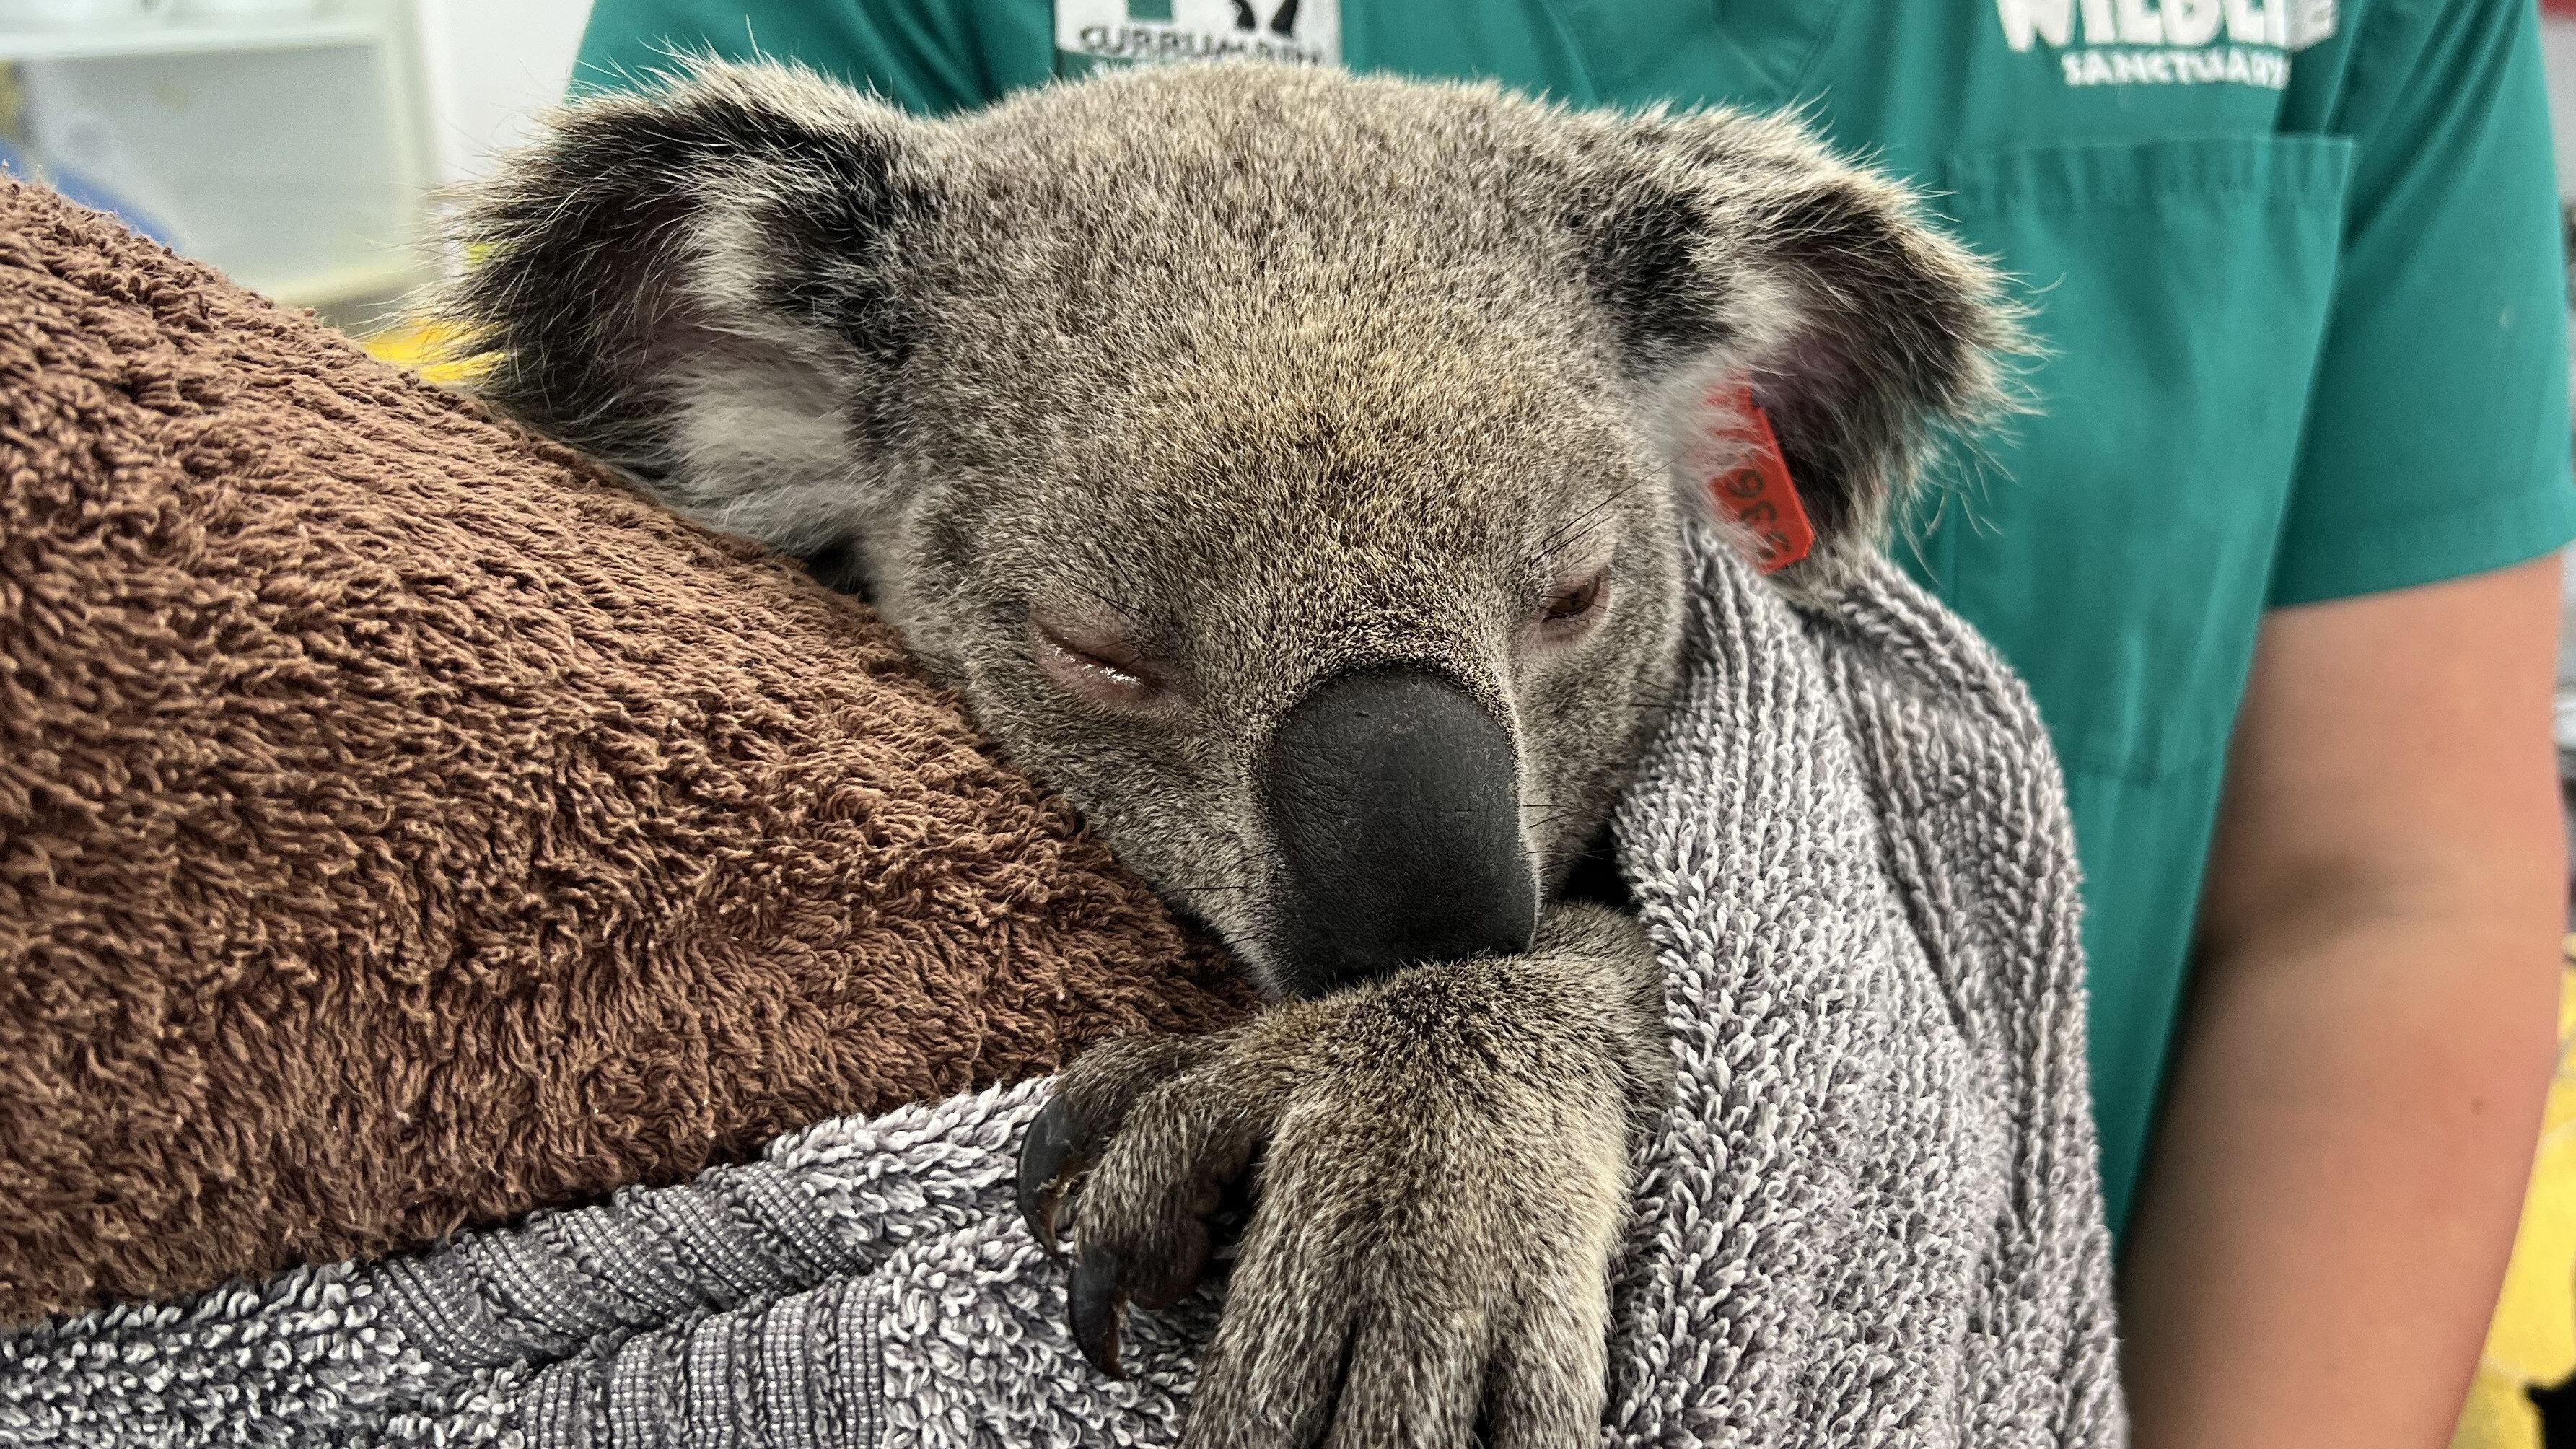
[1056,0,1340,69]
[1997,0,2334,89]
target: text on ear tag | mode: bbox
[1708,383,1813,573]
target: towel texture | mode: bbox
[0,178,1250,1327]
[3,527,2126,1445]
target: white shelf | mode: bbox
[5,0,434,337]
[0,17,376,63]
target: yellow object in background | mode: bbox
[362,320,491,388]
[2453,947,2576,1449]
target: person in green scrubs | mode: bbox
[573,2,2576,1441]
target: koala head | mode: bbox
[444,61,2009,999]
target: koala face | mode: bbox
[894,310,1687,997]
[447,61,2007,999]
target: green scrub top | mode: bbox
[574,0,2576,1236]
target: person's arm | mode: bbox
[2119,553,2566,1448]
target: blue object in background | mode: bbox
[0,136,175,244]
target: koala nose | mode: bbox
[1261,665,1539,998]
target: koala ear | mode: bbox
[1571,110,2018,587]
[439,60,937,572]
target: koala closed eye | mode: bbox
[1536,565,1613,640]
[1029,607,1175,712]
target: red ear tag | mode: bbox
[1708,382,1813,573]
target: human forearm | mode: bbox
[2119,905,2557,1449]
[2118,556,2566,1449]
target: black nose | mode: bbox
[1261,665,1539,998]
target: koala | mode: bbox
[444,58,2008,1448]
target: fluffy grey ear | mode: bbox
[1570,109,2017,586]
[439,60,937,572]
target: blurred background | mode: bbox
[0,0,586,326]
[0,1,2567,1443]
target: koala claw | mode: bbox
[1020,1033,1232,1264]
[1020,1095,1151,1375]
[1016,1099,1087,1259]
[1019,904,1665,1448]
[1069,1251,1131,1379]
[1020,1029,1269,1375]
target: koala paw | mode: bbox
[1017,906,1661,1449]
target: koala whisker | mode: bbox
[1072,581,1149,623]
[1516,807,1585,828]
[1530,485,1632,561]
[1530,479,1643,568]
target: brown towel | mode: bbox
[0,180,1249,1326]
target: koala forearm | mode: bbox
[1523,900,1675,1142]
[1020,901,1670,1445]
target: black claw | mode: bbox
[1017,1098,1087,1258]
[1070,1249,1129,1378]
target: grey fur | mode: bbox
[442,58,2012,980]
[0,537,2124,1447]
[427,60,2032,1445]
